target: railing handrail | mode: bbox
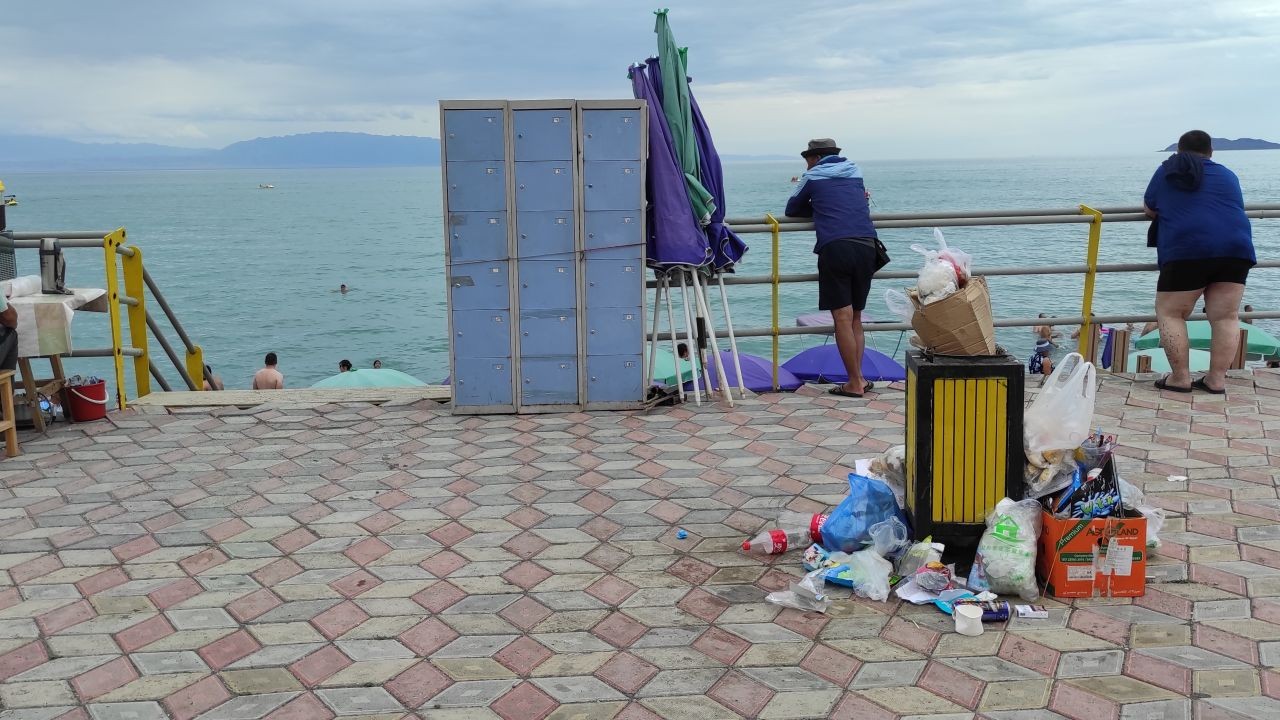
[724,202,1280,228]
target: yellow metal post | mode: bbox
[1077,205,1103,357]
[121,245,150,398]
[187,346,206,390]
[765,213,781,391]
[102,229,129,410]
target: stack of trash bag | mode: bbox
[911,228,972,304]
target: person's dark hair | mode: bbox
[1177,130,1212,155]
[265,352,277,365]
[339,359,352,371]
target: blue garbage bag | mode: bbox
[821,473,909,554]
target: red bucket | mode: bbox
[66,380,109,422]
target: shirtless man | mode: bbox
[1032,313,1059,345]
[252,352,284,389]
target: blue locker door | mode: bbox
[454,358,513,407]
[514,110,573,161]
[581,109,643,161]
[584,259,643,309]
[518,259,577,310]
[443,109,505,161]
[586,355,644,404]
[449,260,510,311]
[586,307,643,356]
[519,310,577,357]
[584,211,642,252]
[517,211,575,259]
[446,161,507,212]
[583,161,643,211]
[521,357,578,405]
[448,212,508,263]
[515,161,574,211]
[452,310,511,358]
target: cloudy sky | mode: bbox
[3,0,1278,159]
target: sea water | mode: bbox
[5,152,1279,393]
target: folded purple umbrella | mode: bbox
[683,350,802,393]
[782,344,906,383]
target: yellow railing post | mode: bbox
[187,346,205,391]
[765,213,781,391]
[1078,205,1104,357]
[102,229,129,410]
[121,244,150,398]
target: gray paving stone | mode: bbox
[11,655,116,681]
[1194,600,1252,621]
[1057,650,1126,678]
[719,623,808,644]
[985,711,1069,720]
[254,600,341,624]
[166,608,239,630]
[193,692,297,720]
[534,675,627,703]
[315,687,404,715]
[429,680,521,708]
[850,660,928,688]
[89,702,170,720]
[1120,699,1191,720]
[636,668,727,698]
[226,643,325,669]
[1086,605,1182,625]
[333,639,413,661]
[938,656,1043,681]
[741,666,835,691]
[1199,696,1280,719]
[433,635,518,659]
[1137,646,1247,669]
[130,651,210,675]
[532,632,616,653]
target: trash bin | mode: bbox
[904,350,1025,562]
[66,380,109,422]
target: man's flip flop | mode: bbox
[828,382,874,399]
[1154,376,1192,393]
[1192,378,1226,395]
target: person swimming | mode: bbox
[339,284,348,294]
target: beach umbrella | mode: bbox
[1135,320,1280,357]
[1127,348,1211,374]
[312,368,427,389]
[683,350,802,392]
[654,10,715,227]
[687,63,746,269]
[782,344,907,383]
[652,347,697,386]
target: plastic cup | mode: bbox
[955,604,984,636]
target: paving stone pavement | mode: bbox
[1,371,1279,719]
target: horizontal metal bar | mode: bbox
[65,346,144,358]
[119,295,139,307]
[0,231,114,241]
[724,202,1280,227]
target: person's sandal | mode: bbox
[1154,375,1192,393]
[1192,378,1226,395]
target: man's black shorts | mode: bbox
[1157,257,1252,292]
[817,238,878,312]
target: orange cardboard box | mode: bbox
[1037,509,1147,598]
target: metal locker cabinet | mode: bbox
[582,161,643,211]
[455,359,514,407]
[513,109,573,161]
[581,109,644,161]
[520,357,578,405]
[514,161,575,212]
[584,211,643,252]
[449,260,511,311]
[585,307,643,356]
[448,212,509,263]
[584,258,644,309]
[517,211,575,259]
[517,259,577,310]
[446,161,507,212]
[452,310,512,358]
[519,310,577,357]
[443,109,506,161]
[585,355,645,404]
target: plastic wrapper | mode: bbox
[801,545,894,602]
[884,289,915,323]
[1117,476,1167,550]
[913,561,954,592]
[867,517,910,558]
[821,473,907,554]
[896,538,943,579]
[765,568,831,613]
[1024,353,1097,456]
[968,498,1042,601]
[910,228,973,303]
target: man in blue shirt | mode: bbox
[1143,130,1255,394]
[785,139,879,398]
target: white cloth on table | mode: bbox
[3,278,108,358]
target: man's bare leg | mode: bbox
[1156,289,1201,389]
[1202,281,1246,391]
[832,305,867,394]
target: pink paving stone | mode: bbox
[51,526,97,548]
[1048,682,1120,720]
[508,483,547,503]
[399,617,461,656]
[373,489,412,510]
[205,518,251,542]
[439,496,478,518]
[830,692,898,720]
[357,511,401,534]
[1255,598,1280,625]
[501,532,552,560]
[773,607,831,639]
[310,600,370,640]
[229,495,270,515]
[490,682,558,720]
[178,547,228,575]
[573,471,609,488]
[445,477,482,495]
[1194,624,1260,664]
[163,675,232,720]
[385,661,453,709]
[579,516,623,541]
[587,575,641,607]
[75,567,129,597]
[420,550,468,578]
[666,556,716,585]
[170,488,209,507]
[800,644,861,687]
[149,577,204,610]
[495,636,554,676]
[917,660,985,710]
[253,558,304,586]
[755,568,797,593]
[692,626,751,665]
[0,588,18,612]
[1067,608,1131,646]
[0,641,49,682]
[272,527,319,554]
[1190,564,1252,596]
[112,534,161,562]
[289,645,352,688]
[591,611,648,649]
[264,692,336,720]
[227,588,284,623]
[1124,652,1191,695]
[881,616,940,654]
[505,506,549,529]
[198,629,261,670]
[576,491,617,514]
[1135,588,1194,619]
[594,652,659,694]
[329,569,383,598]
[37,600,97,637]
[707,670,774,718]
[498,596,553,631]
[412,581,467,613]
[144,511,183,532]
[501,561,553,590]
[1263,668,1280,700]
[428,521,475,547]
[53,709,89,720]
[72,656,138,700]
[114,614,176,653]
[998,633,1060,676]
[645,500,688,524]
[615,702,664,720]
[10,554,62,584]
[308,484,344,501]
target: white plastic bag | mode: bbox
[1024,353,1097,455]
[895,538,943,578]
[765,568,832,612]
[884,289,915,323]
[845,549,894,601]
[933,227,972,285]
[969,498,1042,601]
[1117,476,1167,550]
[910,228,972,302]
[866,517,910,558]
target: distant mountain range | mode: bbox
[0,132,442,170]
[1161,137,1280,152]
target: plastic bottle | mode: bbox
[741,512,828,555]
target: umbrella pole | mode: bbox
[661,275,687,403]
[691,269,734,407]
[676,270,703,406]
[715,272,748,399]
[646,278,663,390]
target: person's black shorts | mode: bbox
[817,238,878,312]
[1157,257,1252,292]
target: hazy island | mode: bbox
[1161,137,1280,152]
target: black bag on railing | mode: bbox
[1147,221,1158,248]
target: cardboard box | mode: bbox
[909,276,997,356]
[1037,509,1147,598]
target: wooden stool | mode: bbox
[0,370,20,457]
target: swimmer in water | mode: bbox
[372,359,382,369]
[340,284,348,294]
[339,359,352,372]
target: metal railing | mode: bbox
[0,228,206,409]
[648,203,1280,388]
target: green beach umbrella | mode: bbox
[654,9,716,226]
[652,346,696,386]
[1127,348,1211,374]
[1134,320,1280,357]
[311,368,427,389]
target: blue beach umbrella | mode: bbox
[782,344,906,384]
[312,368,427,389]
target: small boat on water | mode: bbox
[3,195,16,206]
[258,184,275,189]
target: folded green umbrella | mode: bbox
[1127,348,1211,374]
[1134,320,1279,357]
[651,347,696,386]
[311,368,427,389]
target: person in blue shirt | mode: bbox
[1144,130,1254,394]
[1028,340,1054,376]
[785,138,879,398]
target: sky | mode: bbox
[2,0,1278,160]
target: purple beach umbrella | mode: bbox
[782,344,906,384]
[683,350,802,393]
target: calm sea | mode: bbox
[6,152,1280,394]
